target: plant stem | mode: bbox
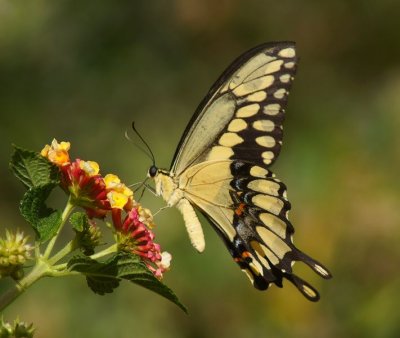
[48,240,77,266]
[52,243,118,271]
[43,197,74,259]
[90,243,118,260]
[0,260,49,311]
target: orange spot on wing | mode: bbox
[235,203,246,216]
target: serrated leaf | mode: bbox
[70,212,89,232]
[68,253,187,313]
[9,145,60,189]
[20,183,62,242]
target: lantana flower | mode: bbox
[39,139,171,279]
[112,207,171,279]
[132,201,156,229]
[104,174,134,210]
[60,159,110,218]
[41,139,71,166]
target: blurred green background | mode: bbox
[1,1,400,337]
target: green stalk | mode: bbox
[43,198,75,259]
[0,260,49,311]
[52,243,118,271]
[48,240,77,266]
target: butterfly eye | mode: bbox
[148,165,158,178]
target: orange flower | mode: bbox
[41,139,70,166]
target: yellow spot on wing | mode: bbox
[273,88,286,99]
[253,119,275,132]
[259,213,287,239]
[279,74,291,83]
[263,104,281,115]
[284,62,295,69]
[219,132,244,147]
[256,136,276,148]
[207,146,234,160]
[236,104,259,118]
[252,194,284,215]
[250,166,269,178]
[278,47,296,58]
[246,91,267,102]
[257,226,291,259]
[314,263,330,277]
[302,284,317,299]
[228,118,247,132]
[247,179,280,196]
[262,151,275,164]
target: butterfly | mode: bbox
[147,41,331,301]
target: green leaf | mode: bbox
[69,212,89,232]
[20,183,62,242]
[70,212,99,256]
[9,145,60,189]
[68,252,187,313]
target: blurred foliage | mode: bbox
[1,0,400,337]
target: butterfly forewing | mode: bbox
[171,42,297,175]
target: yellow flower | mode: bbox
[107,191,129,209]
[41,139,71,166]
[104,174,133,209]
[79,160,100,176]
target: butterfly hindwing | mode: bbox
[227,160,331,300]
[180,159,331,301]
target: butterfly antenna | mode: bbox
[125,130,155,164]
[131,122,156,166]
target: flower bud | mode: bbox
[1,317,35,338]
[0,230,33,279]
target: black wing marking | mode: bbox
[206,160,332,301]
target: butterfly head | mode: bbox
[148,164,158,178]
[147,165,176,202]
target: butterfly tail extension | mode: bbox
[283,272,321,302]
[176,198,205,253]
[294,249,332,279]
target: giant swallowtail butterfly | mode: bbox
[147,41,331,301]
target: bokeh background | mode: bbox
[1,1,400,337]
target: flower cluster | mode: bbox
[41,139,170,279]
[112,208,170,278]
[0,230,33,279]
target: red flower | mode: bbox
[60,159,111,218]
[112,208,171,279]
